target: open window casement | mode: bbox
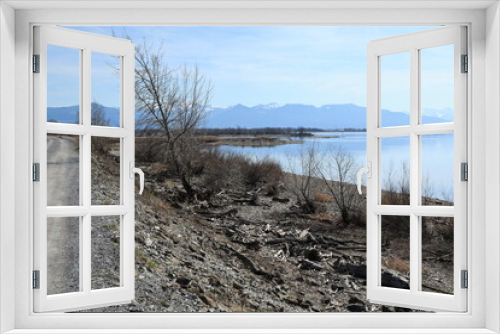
[364,26,467,312]
[33,26,139,312]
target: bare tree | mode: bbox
[287,145,319,213]
[382,162,398,205]
[439,181,454,205]
[316,146,362,225]
[133,39,213,199]
[398,161,410,205]
[421,171,434,205]
[91,102,111,153]
[91,102,110,126]
[382,160,410,205]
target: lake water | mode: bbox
[219,131,454,201]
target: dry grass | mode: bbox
[151,162,169,174]
[314,192,333,203]
[144,193,172,213]
[312,212,336,221]
[162,179,179,188]
[382,256,410,274]
[381,192,410,206]
[199,136,222,143]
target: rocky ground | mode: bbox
[79,149,453,313]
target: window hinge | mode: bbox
[461,54,468,73]
[33,270,40,289]
[33,163,40,182]
[461,162,468,181]
[461,270,468,289]
[33,54,40,73]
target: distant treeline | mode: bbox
[136,127,366,138]
[196,127,366,136]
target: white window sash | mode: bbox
[366,26,468,312]
[32,25,136,313]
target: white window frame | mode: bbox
[33,26,136,313]
[366,26,468,312]
[0,1,499,333]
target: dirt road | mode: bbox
[47,135,79,206]
[46,135,80,295]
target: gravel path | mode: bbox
[46,135,80,295]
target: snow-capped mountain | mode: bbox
[202,103,450,129]
[47,103,451,129]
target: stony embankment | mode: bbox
[80,153,452,313]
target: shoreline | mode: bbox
[200,134,341,147]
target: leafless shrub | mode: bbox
[398,161,410,205]
[316,146,364,225]
[421,171,435,205]
[135,129,167,163]
[287,145,319,214]
[202,150,246,193]
[422,216,454,241]
[381,161,398,205]
[439,182,454,205]
[243,157,283,186]
[381,161,410,205]
[382,215,410,237]
[202,150,283,194]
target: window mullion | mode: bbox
[409,47,420,293]
[82,48,92,294]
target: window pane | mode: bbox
[47,45,80,124]
[92,216,121,289]
[47,134,80,206]
[47,217,80,295]
[381,136,410,205]
[421,133,454,206]
[421,45,454,124]
[421,216,454,294]
[381,215,410,290]
[380,52,410,127]
[91,137,120,205]
[91,52,121,127]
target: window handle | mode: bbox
[129,162,145,195]
[357,162,372,195]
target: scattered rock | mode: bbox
[304,249,322,262]
[199,293,218,308]
[347,304,366,312]
[176,277,192,289]
[338,262,367,279]
[298,229,309,239]
[381,271,410,290]
[299,259,323,271]
[79,150,437,314]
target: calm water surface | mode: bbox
[219,131,454,200]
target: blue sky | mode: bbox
[54,26,454,119]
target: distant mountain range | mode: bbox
[203,103,450,128]
[47,103,451,129]
[47,105,121,127]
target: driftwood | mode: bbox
[299,259,324,271]
[264,233,365,249]
[222,244,276,280]
[195,208,238,218]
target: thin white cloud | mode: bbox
[62,25,439,109]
